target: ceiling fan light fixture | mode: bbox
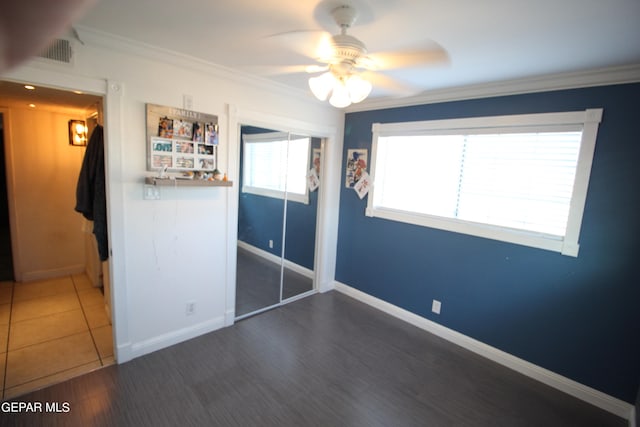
[309,70,372,108]
[346,74,372,103]
[309,72,335,101]
[328,81,352,108]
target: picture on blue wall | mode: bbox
[353,171,371,199]
[345,148,367,187]
[307,168,319,192]
[312,148,321,178]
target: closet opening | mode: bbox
[235,125,322,320]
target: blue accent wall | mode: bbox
[284,181,318,270]
[238,126,318,270]
[336,83,640,403]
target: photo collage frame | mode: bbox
[146,103,219,172]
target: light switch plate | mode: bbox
[144,184,160,200]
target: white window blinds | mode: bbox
[367,109,603,256]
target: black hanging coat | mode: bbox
[75,125,108,261]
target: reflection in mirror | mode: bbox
[282,135,319,301]
[235,126,319,319]
[236,126,285,317]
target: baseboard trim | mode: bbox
[115,342,133,364]
[237,240,314,279]
[20,265,85,282]
[224,309,235,327]
[333,281,634,423]
[129,316,226,360]
[318,279,335,293]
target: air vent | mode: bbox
[38,39,73,64]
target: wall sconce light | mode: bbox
[68,120,88,146]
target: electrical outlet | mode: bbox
[186,301,196,316]
[269,239,273,249]
[432,299,441,315]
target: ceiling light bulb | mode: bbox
[346,75,372,103]
[315,34,335,62]
[309,72,335,101]
[329,81,352,108]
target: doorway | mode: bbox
[0,80,113,399]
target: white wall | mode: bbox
[1,103,89,281]
[2,29,343,362]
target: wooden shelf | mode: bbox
[145,177,232,187]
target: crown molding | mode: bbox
[346,64,640,113]
[68,27,640,115]
[73,26,313,103]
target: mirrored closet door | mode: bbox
[282,134,319,302]
[235,126,318,319]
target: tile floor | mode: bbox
[0,274,114,400]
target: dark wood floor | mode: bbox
[235,245,313,317]
[0,291,626,426]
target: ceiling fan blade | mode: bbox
[365,46,449,70]
[241,64,314,75]
[263,30,333,61]
[306,64,330,73]
[361,71,425,97]
[241,64,329,76]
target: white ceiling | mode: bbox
[70,0,640,101]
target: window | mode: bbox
[367,109,603,256]
[242,132,310,204]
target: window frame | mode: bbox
[366,109,603,257]
[242,131,310,205]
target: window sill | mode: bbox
[366,206,578,256]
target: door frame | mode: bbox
[226,105,340,324]
[2,65,131,362]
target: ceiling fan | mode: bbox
[270,4,449,108]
